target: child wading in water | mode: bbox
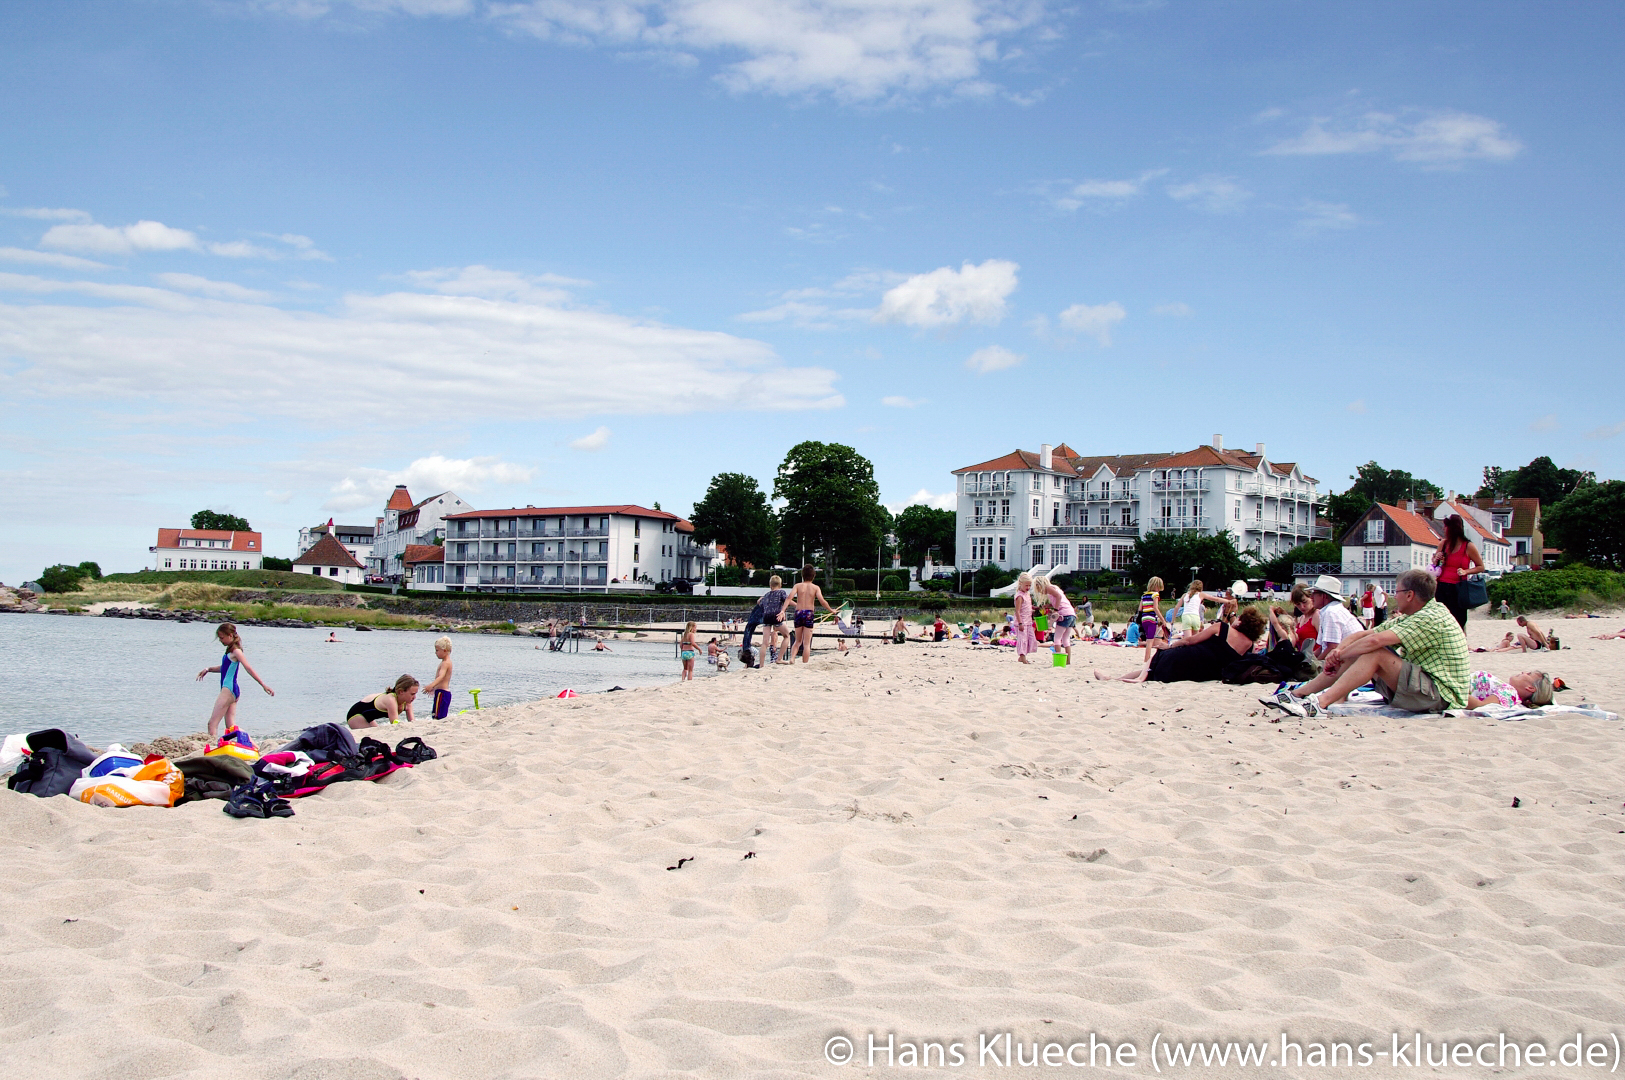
[787,564,839,663]
[679,621,700,681]
[196,622,274,741]
[424,636,455,719]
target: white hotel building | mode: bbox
[439,505,715,592]
[954,438,1326,574]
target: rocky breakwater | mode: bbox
[0,586,44,613]
[100,606,319,629]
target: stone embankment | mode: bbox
[0,586,44,613]
[99,606,320,629]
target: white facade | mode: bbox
[955,439,1325,575]
[151,529,264,572]
[371,490,471,580]
[442,505,711,592]
[294,561,363,585]
[297,523,376,566]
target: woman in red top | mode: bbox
[1432,514,1486,629]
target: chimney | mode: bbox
[1406,500,1416,514]
[1040,443,1053,470]
[1254,442,1265,458]
[1212,434,1223,451]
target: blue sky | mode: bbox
[2,0,1621,580]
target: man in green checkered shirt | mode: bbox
[1273,568,1469,718]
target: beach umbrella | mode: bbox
[556,689,578,699]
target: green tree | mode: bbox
[1543,480,1625,569]
[773,442,888,584]
[76,560,103,580]
[1476,455,1595,505]
[1322,462,1443,538]
[893,504,957,566]
[1128,530,1251,595]
[191,510,251,531]
[1252,539,1341,584]
[689,472,778,569]
[38,564,90,593]
[971,562,1014,597]
[262,556,293,572]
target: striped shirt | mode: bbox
[1383,599,1470,709]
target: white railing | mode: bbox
[1029,524,1139,537]
[971,515,1013,527]
[964,481,1015,495]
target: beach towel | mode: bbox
[69,757,185,808]
[175,752,255,787]
[1324,702,1619,722]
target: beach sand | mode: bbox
[3,613,1622,1077]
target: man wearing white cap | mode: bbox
[1305,574,1362,660]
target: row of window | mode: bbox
[1030,543,1132,571]
[163,558,249,570]
[178,538,255,549]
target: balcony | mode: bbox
[1148,516,1211,532]
[1152,478,1211,492]
[1029,524,1139,538]
[566,526,608,538]
[475,576,517,586]
[959,559,1005,569]
[963,481,1015,495]
[970,515,1013,527]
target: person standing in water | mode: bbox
[196,622,274,741]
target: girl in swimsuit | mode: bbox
[679,621,700,681]
[786,564,839,664]
[347,675,419,729]
[1137,577,1165,667]
[196,622,274,741]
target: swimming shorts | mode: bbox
[1139,616,1159,639]
[794,609,815,629]
[430,688,451,720]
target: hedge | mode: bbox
[1485,567,1625,611]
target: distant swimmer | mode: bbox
[593,640,613,652]
[326,631,340,643]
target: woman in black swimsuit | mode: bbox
[1094,609,1266,683]
[347,674,419,729]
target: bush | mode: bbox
[711,563,744,586]
[1486,566,1625,612]
[918,594,949,612]
[971,562,1015,596]
[38,564,91,593]
[921,578,951,593]
[833,577,857,594]
[262,556,293,572]
[881,574,905,591]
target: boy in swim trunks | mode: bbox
[787,564,839,664]
[424,636,454,719]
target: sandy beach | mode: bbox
[3,613,1623,1078]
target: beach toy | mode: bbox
[206,726,260,761]
[1035,614,1049,632]
[556,689,578,699]
[84,748,144,777]
[1052,652,1069,668]
[467,688,483,710]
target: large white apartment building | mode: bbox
[370,486,472,581]
[440,505,716,592]
[954,438,1326,575]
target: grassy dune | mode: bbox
[102,569,343,590]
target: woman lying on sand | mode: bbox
[1095,608,1266,684]
[1473,632,1524,653]
[1592,627,1625,640]
[1467,669,1555,709]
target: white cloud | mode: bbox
[0,247,111,270]
[206,240,282,259]
[0,207,92,222]
[886,488,957,513]
[0,267,844,424]
[42,219,200,255]
[874,258,1018,327]
[266,490,295,504]
[1298,200,1360,231]
[323,454,533,513]
[155,273,274,301]
[1057,301,1125,346]
[735,299,863,329]
[1266,110,1523,164]
[1151,301,1192,317]
[403,264,587,304]
[481,0,1051,103]
[881,395,923,407]
[1584,419,1625,440]
[1053,169,1167,210]
[1166,176,1250,213]
[1347,398,1367,414]
[272,233,333,261]
[964,344,1023,373]
[569,425,612,451]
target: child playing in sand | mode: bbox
[1137,577,1165,666]
[786,565,839,663]
[196,622,274,741]
[680,622,700,680]
[424,636,454,719]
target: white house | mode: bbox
[297,521,377,567]
[441,505,702,592]
[404,544,446,590]
[953,437,1325,575]
[292,534,366,584]
[1333,499,1511,597]
[370,486,472,581]
[151,528,264,572]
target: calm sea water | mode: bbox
[0,614,715,746]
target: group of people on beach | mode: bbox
[196,623,456,751]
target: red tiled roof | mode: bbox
[293,534,365,569]
[446,505,680,521]
[1148,445,1260,470]
[403,544,444,565]
[156,528,263,552]
[1375,504,1442,546]
[386,485,415,511]
[675,519,695,533]
[953,448,1079,475]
